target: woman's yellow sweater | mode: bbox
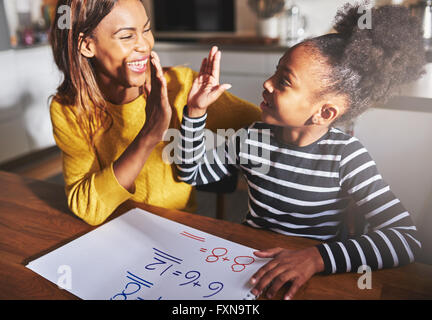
[50,66,261,226]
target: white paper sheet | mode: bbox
[26,208,269,300]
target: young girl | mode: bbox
[176,3,426,299]
[49,0,260,226]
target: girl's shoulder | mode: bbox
[320,127,369,160]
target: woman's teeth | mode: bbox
[127,59,148,72]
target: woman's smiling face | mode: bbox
[87,0,154,89]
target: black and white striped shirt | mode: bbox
[176,107,421,274]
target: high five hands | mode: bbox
[187,46,232,118]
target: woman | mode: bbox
[49,0,261,225]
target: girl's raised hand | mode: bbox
[187,46,232,118]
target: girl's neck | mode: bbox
[280,125,330,147]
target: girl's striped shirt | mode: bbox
[176,108,421,274]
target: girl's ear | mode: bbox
[321,104,340,122]
[78,32,96,58]
[312,103,340,125]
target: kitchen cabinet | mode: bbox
[155,43,283,105]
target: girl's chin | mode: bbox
[260,112,278,125]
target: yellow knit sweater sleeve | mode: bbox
[50,100,134,226]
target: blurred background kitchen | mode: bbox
[0,0,431,262]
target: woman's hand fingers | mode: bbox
[151,52,167,89]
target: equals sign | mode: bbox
[180,231,205,242]
[126,271,154,288]
[200,248,207,252]
[172,271,182,276]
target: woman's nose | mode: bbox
[135,33,151,52]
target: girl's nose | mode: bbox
[263,77,274,93]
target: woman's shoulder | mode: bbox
[164,66,196,89]
[49,96,80,129]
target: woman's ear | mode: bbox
[78,32,96,58]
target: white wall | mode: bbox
[354,108,432,226]
[0,46,60,162]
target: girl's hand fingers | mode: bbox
[199,58,207,75]
[284,278,302,300]
[250,257,279,286]
[206,46,217,74]
[265,272,296,299]
[208,83,232,101]
[251,265,289,297]
[253,247,285,258]
[212,50,221,84]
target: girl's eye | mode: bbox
[279,78,291,87]
[143,27,152,33]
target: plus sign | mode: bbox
[222,257,230,261]
[193,281,201,287]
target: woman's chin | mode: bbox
[125,71,148,88]
[126,77,147,89]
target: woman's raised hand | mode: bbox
[142,51,172,144]
[187,46,232,118]
[113,52,172,192]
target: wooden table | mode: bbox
[1,171,432,300]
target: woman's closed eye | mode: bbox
[120,34,134,40]
[117,27,151,40]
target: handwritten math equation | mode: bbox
[110,230,257,300]
[180,230,256,272]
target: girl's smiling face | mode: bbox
[81,0,154,89]
[260,44,339,128]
